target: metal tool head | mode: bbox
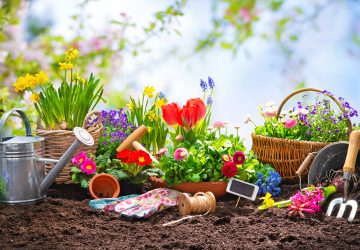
[326,197,358,222]
[308,142,360,185]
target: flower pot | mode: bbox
[172,181,228,198]
[119,181,143,196]
[89,173,120,199]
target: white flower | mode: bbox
[244,114,251,124]
[293,108,309,116]
[266,101,275,107]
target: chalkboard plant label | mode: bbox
[226,178,259,201]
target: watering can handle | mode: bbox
[0,109,32,141]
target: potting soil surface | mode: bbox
[1,184,360,249]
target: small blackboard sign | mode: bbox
[226,178,259,201]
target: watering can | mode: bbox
[0,109,94,204]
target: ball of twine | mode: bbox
[163,191,217,227]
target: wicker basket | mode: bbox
[36,111,103,184]
[251,88,353,180]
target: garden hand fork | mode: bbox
[326,130,360,222]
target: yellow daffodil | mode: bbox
[30,92,40,103]
[146,111,157,122]
[0,87,10,101]
[143,86,155,98]
[13,76,28,92]
[25,74,37,88]
[258,192,275,210]
[127,102,134,111]
[155,98,167,109]
[35,71,48,85]
[65,48,79,61]
[59,62,74,71]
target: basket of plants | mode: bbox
[13,48,104,184]
[248,87,356,180]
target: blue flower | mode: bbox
[200,79,207,92]
[207,96,213,105]
[208,76,215,89]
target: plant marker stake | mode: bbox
[235,197,241,208]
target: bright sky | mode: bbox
[32,0,360,147]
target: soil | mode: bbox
[1,184,360,250]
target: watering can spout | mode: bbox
[40,127,94,196]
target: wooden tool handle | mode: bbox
[116,125,148,152]
[132,141,159,164]
[296,152,317,176]
[343,130,360,173]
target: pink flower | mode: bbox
[80,158,97,175]
[213,121,225,128]
[175,135,183,141]
[233,151,245,165]
[157,148,168,155]
[174,148,189,161]
[284,118,297,129]
[288,188,324,218]
[239,8,251,23]
[263,107,278,118]
[222,154,232,163]
[72,151,88,165]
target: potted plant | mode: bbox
[154,77,260,197]
[247,88,359,179]
[13,48,104,184]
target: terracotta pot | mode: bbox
[168,181,226,198]
[89,173,120,199]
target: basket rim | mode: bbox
[251,132,332,145]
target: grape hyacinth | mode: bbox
[208,76,215,89]
[200,79,208,92]
[255,170,282,197]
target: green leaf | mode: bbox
[80,179,89,189]
[71,166,82,173]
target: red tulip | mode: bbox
[181,98,206,129]
[161,102,183,127]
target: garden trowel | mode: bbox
[325,130,360,222]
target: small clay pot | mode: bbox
[89,173,120,199]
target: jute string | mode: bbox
[163,192,216,227]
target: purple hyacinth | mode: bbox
[208,76,215,89]
[200,79,207,92]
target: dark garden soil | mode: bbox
[1,184,360,250]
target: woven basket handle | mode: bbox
[82,111,102,129]
[275,87,353,134]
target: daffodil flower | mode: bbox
[144,86,155,98]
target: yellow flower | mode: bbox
[35,71,48,85]
[65,48,79,61]
[30,92,40,103]
[146,111,157,122]
[143,86,155,98]
[155,98,167,109]
[59,62,74,70]
[0,87,10,101]
[26,74,38,88]
[258,192,275,210]
[13,76,28,92]
[127,102,134,110]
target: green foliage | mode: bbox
[156,132,246,186]
[127,88,169,154]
